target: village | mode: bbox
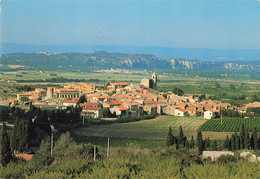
[1,72,258,121]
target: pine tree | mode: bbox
[166,127,174,147]
[240,123,245,148]
[244,129,250,149]
[0,123,12,166]
[253,127,258,150]
[196,131,204,155]
[212,140,217,151]
[190,135,195,149]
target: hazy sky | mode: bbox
[1,0,260,49]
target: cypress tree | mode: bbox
[244,129,250,149]
[0,123,12,166]
[240,123,245,148]
[253,127,258,150]
[224,135,230,150]
[18,121,30,153]
[196,131,204,155]
[204,137,211,150]
[166,127,174,147]
[235,133,240,150]
[10,119,20,153]
[250,133,254,150]
[178,126,185,146]
[190,135,195,149]
[231,134,235,151]
[212,140,217,151]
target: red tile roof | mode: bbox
[63,100,78,103]
[116,106,128,111]
[176,108,188,113]
[83,107,101,111]
[105,101,123,105]
[15,154,33,161]
[111,82,128,86]
[80,102,99,107]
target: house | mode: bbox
[174,108,189,117]
[110,106,130,118]
[143,105,157,115]
[81,106,103,119]
[163,105,176,115]
[204,110,216,119]
[63,100,78,107]
[103,100,123,108]
[122,102,139,115]
[80,102,102,108]
[108,82,128,91]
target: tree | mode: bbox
[215,82,221,88]
[204,137,211,150]
[235,133,240,150]
[10,119,20,152]
[54,131,77,152]
[178,126,185,147]
[196,131,204,155]
[21,96,30,102]
[244,129,250,149]
[77,95,87,104]
[229,84,236,90]
[166,127,174,147]
[18,121,30,153]
[240,123,245,148]
[172,88,184,96]
[231,134,235,151]
[190,135,195,149]
[253,127,258,150]
[0,123,12,166]
[224,135,230,150]
[212,140,217,151]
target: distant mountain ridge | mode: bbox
[1,43,260,62]
[0,51,259,71]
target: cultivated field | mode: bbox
[200,117,260,132]
[71,115,235,141]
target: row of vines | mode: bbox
[199,118,260,132]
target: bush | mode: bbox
[216,155,236,164]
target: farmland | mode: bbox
[71,115,209,141]
[199,118,260,132]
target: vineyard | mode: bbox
[199,118,260,132]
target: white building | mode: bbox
[204,110,216,119]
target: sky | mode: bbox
[0,0,260,49]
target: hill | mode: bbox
[1,43,260,62]
[0,51,259,71]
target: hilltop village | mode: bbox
[1,72,259,120]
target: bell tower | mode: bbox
[152,72,157,89]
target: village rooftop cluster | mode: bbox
[1,72,259,120]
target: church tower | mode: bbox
[152,72,157,89]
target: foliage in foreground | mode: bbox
[0,142,260,178]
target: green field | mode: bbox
[199,118,260,132]
[71,116,208,140]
